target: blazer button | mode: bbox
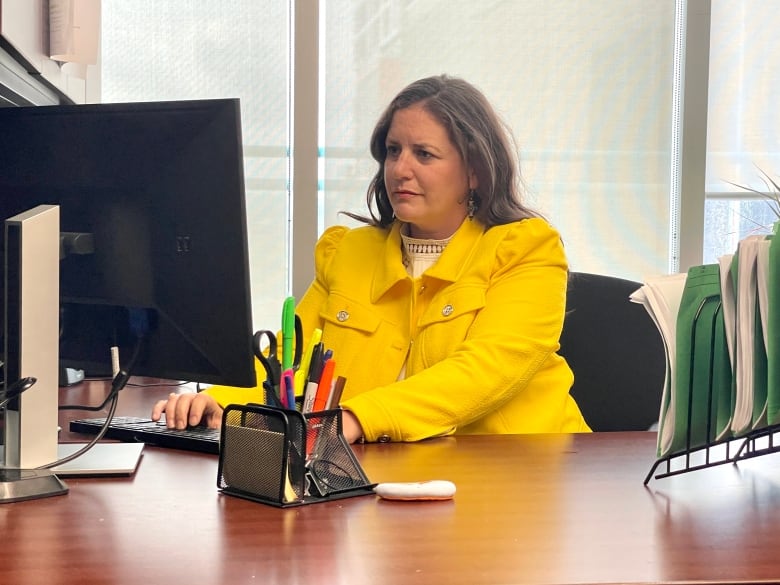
[336,310,349,322]
[441,304,454,316]
[377,434,391,443]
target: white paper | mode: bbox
[630,272,687,456]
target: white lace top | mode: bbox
[400,232,451,278]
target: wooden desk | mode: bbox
[2,381,780,584]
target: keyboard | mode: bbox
[69,416,220,455]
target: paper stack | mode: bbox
[632,228,777,457]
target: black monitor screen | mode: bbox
[0,98,256,387]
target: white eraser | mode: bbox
[374,480,456,501]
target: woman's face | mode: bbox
[383,104,476,239]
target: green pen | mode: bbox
[281,295,296,371]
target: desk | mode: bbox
[2,381,780,584]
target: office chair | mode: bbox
[559,272,665,432]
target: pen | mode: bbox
[281,296,296,371]
[282,369,295,411]
[295,328,322,397]
[325,376,347,410]
[312,358,335,412]
[302,342,324,413]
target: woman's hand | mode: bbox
[341,409,365,443]
[151,392,223,429]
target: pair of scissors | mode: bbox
[253,330,284,409]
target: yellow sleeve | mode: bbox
[295,225,350,335]
[203,358,266,408]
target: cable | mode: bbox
[40,333,145,470]
[0,377,38,410]
[58,339,142,411]
[37,389,120,470]
[38,362,134,470]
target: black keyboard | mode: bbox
[69,416,221,455]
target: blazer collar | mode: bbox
[370,219,484,302]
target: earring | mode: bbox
[467,189,480,220]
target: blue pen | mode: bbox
[282,370,296,411]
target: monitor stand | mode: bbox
[2,205,65,503]
[0,468,67,503]
[52,442,145,476]
[1,205,142,503]
[0,442,144,481]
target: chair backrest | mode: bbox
[559,272,665,432]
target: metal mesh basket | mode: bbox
[217,404,373,507]
[304,409,372,497]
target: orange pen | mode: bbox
[312,359,335,412]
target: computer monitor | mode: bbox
[0,98,256,388]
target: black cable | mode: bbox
[78,377,190,388]
[126,380,191,389]
[37,389,121,470]
[58,340,143,411]
[0,377,37,410]
[38,337,144,471]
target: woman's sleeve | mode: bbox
[295,225,349,336]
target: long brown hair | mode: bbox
[345,75,540,228]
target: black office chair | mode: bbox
[559,272,665,432]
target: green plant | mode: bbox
[726,167,780,220]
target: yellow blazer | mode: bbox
[206,217,590,441]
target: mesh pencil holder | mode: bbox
[217,403,374,507]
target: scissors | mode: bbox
[253,298,303,409]
[253,330,285,409]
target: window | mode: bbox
[704,0,780,263]
[321,0,679,281]
[101,1,289,329]
[101,2,751,326]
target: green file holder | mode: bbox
[217,403,375,507]
[645,259,780,484]
[669,264,732,453]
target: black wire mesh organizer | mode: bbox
[644,293,780,484]
[217,403,375,507]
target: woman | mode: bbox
[153,74,591,442]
